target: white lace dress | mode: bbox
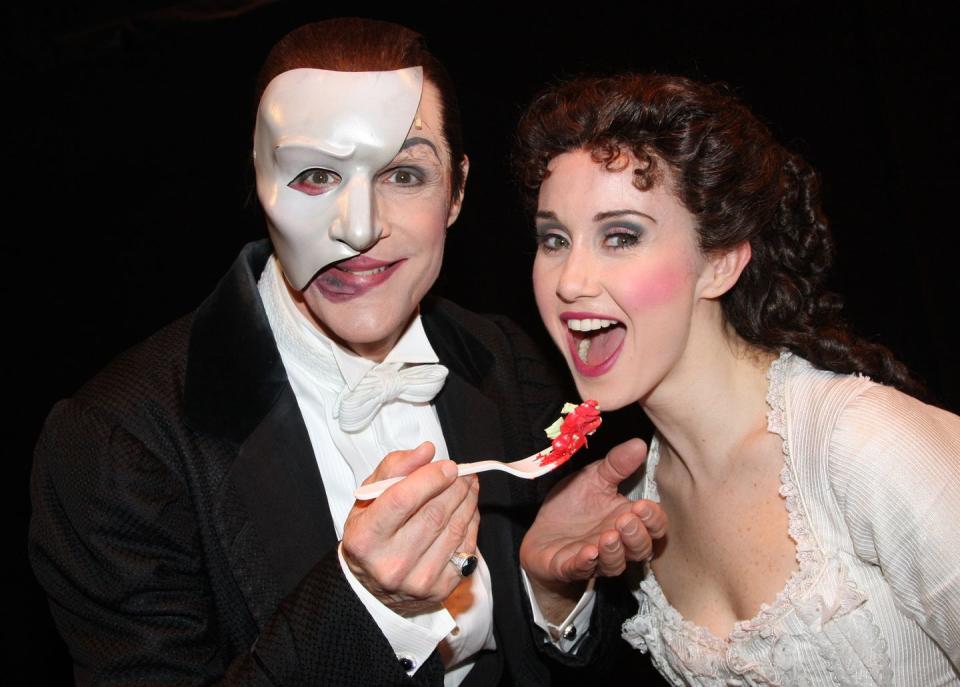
[622,353,960,686]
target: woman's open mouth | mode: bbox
[562,313,626,377]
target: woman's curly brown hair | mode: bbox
[514,74,922,395]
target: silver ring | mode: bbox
[449,551,478,577]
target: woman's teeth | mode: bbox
[566,318,616,332]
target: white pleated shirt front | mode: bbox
[258,256,495,685]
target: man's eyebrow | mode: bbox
[593,209,658,224]
[400,136,440,159]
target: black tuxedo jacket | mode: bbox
[30,241,638,686]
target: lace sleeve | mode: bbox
[827,385,960,668]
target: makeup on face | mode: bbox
[292,81,461,362]
[253,67,424,289]
[532,149,707,409]
[311,254,406,303]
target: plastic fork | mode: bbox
[353,450,557,501]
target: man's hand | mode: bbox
[520,438,667,623]
[342,442,480,617]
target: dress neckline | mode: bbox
[639,350,826,645]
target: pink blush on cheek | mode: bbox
[623,263,692,309]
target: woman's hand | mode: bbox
[342,442,480,616]
[521,438,666,623]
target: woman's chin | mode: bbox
[570,381,637,413]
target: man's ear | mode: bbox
[446,155,470,228]
[698,240,752,299]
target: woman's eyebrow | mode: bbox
[400,136,440,160]
[535,210,559,221]
[594,209,658,224]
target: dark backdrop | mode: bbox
[8,2,957,683]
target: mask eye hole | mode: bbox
[288,168,342,196]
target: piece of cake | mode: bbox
[537,400,602,467]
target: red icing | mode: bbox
[538,400,602,467]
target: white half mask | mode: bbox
[253,67,424,289]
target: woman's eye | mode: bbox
[383,168,423,186]
[288,169,342,196]
[536,232,570,253]
[604,231,640,250]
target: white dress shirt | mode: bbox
[258,256,493,684]
[257,256,593,683]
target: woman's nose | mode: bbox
[555,248,601,302]
[330,176,382,251]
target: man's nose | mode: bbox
[330,176,381,251]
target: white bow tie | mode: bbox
[334,362,449,432]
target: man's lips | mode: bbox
[312,256,404,301]
[335,255,396,273]
[560,311,626,377]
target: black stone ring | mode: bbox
[449,551,478,577]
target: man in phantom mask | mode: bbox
[30,19,664,685]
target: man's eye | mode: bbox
[288,168,342,196]
[383,168,423,186]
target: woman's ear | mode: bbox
[698,240,752,299]
[446,155,470,228]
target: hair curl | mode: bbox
[514,74,921,395]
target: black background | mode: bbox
[8,2,957,682]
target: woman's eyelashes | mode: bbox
[288,168,341,195]
[534,223,644,253]
[535,227,569,253]
[600,220,644,250]
[602,229,642,250]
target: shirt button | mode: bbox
[398,656,416,672]
[561,624,577,640]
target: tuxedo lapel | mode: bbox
[188,241,338,628]
[424,300,549,685]
[423,300,510,507]
[434,368,519,656]
[433,370,504,469]
[227,387,339,615]
[424,303,524,657]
